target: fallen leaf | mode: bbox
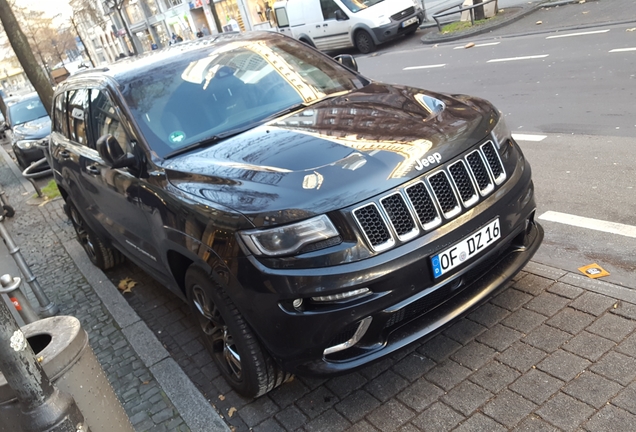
[614,303,619,309]
[627,28,636,32]
[218,394,226,401]
[536,21,543,25]
[582,11,589,14]
[465,42,476,49]
[142,381,150,385]
[117,277,137,293]
[579,0,585,3]
[228,407,237,417]
[37,356,44,363]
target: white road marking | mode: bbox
[546,29,610,39]
[512,133,547,142]
[487,54,549,63]
[403,64,446,70]
[609,47,636,53]
[453,42,501,49]
[539,211,636,239]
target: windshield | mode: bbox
[340,0,385,13]
[122,36,366,158]
[8,97,48,125]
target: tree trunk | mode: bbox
[208,2,223,33]
[71,17,95,67]
[0,0,53,117]
[473,0,485,21]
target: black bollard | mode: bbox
[0,297,87,432]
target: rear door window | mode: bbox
[89,89,132,155]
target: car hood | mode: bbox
[12,116,51,140]
[165,82,497,226]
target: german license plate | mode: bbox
[431,218,500,279]
[402,17,419,28]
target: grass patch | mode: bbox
[38,180,61,200]
[442,18,489,34]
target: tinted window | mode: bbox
[68,89,89,146]
[122,37,366,158]
[274,7,289,27]
[340,0,384,13]
[7,96,47,125]
[320,0,344,19]
[89,90,131,154]
[53,94,68,137]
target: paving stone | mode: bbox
[611,382,636,415]
[237,396,279,427]
[305,409,351,432]
[297,387,338,419]
[392,353,435,382]
[358,357,395,380]
[547,282,584,300]
[497,342,547,372]
[453,413,507,432]
[546,307,596,335]
[563,372,623,409]
[536,392,595,431]
[536,349,590,381]
[611,301,636,320]
[503,308,547,333]
[450,341,496,371]
[364,370,408,402]
[346,420,380,432]
[441,381,493,416]
[417,334,461,362]
[467,302,510,328]
[470,360,521,393]
[334,390,380,423]
[274,405,308,431]
[616,332,636,357]
[424,360,472,391]
[482,389,537,428]
[476,324,524,351]
[522,324,571,353]
[583,405,636,432]
[569,292,616,316]
[513,274,554,296]
[396,378,444,412]
[590,351,636,385]
[366,399,415,432]
[324,372,366,399]
[396,424,419,432]
[586,313,636,343]
[252,418,286,432]
[509,369,564,404]
[562,331,615,361]
[512,414,558,432]
[411,402,465,432]
[524,292,571,317]
[491,288,533,311]
[443,319,487,345]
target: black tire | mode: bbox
[66,201,121,270]
[2,205,15,218]
[355,30,376,54]
[185,266,290,398]
[299,38,315,48]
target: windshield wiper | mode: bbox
[164,125,259,159]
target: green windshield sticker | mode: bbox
[169,131,186,144]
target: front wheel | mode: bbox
[355,30,376,54]
[185,266,289,398]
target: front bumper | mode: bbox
[233,150,543,376]
[372,10,425,44]
[12,141,47,168]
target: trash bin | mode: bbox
[0,316,134,432]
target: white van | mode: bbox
[272,0,425,54]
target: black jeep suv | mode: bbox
[50,32,543,398]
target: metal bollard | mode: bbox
[0,214,58,317]
[0,274,39,324]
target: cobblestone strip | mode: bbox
[0,152,192,431]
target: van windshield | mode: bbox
[340,0,385,13]
[122,36,368,158]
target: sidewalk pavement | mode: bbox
[0,2,635,428]
[420,0,636,44]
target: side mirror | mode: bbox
[97,134,136,169]
[334,54,358,72]
[334,10,348,21]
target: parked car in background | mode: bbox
[273,0,425,53]
[50,32,543,398]
[5,93,51,170]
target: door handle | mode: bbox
[59,150,71,159]
[323,24,328,27]
[86,165,100,175]
[316,25,320,28]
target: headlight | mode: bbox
[240,214,340,256]
[377,16,391,26]
[491,114,510,149]
[15,140,34,149]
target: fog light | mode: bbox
[311,288,370,303]
[292,298,303,309]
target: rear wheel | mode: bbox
[185,266,290,398]
[355,30,376,54]
[66,201,122,270]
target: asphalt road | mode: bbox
[356,22,636,287]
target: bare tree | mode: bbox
[0,0,53,116]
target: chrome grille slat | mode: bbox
[353,203,394,252]
[380,193,419,241]
[448,160,478,207]
[427,171,461,218]
[465,150,494,195]
[405,182,441,231]
[481,141,506,184]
